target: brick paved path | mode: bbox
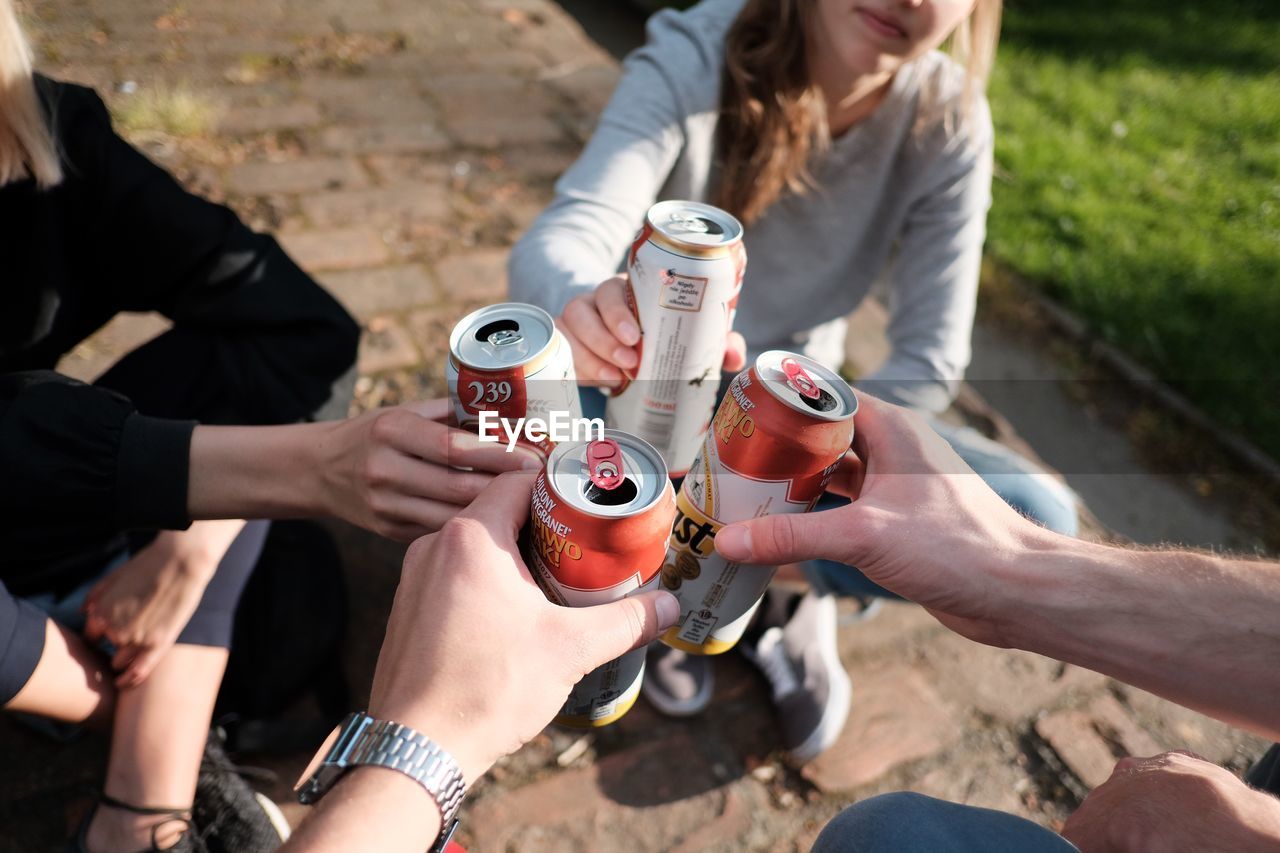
[2,0,1268,849]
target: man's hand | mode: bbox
[367,470,680,785]
[558,274,746,386]
[314,398,542,542]
[1063,751,1280,852]
[83,520,245,687]
[714,391,1048,646]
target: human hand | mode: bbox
[713,391,1051,646]
[315,398,542,542]
[367,471,680,785]
[557,274,746,386]
[1063,751,1280,852]
[84,521,245,687]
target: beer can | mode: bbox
[447,302,583,458]
[606,200,746,477]
[524,430,676,727]
[661,351,857,655]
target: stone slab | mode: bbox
[279,226,390,271]
[225,157,367,195]
[803,663,962,792]
[301,184,449,228]
[319,264,438,320]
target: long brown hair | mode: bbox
[715,0,1001,226]
[0,0,62,188]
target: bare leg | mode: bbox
[5,617,115,729]
[86,644,228,852]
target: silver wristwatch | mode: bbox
[296,711,467,828]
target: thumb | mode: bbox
[568,590,681,671]
[716,505,863,566]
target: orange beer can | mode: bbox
[661,351,857,654]
[523,431,676,726]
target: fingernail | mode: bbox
[522,456,543,471]
[716,525,751,560]
[612,347,638,369]
[618,321,640,346]
[655,592,680,630]
[599,365,621,382]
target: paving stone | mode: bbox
[365,154,454,185]
[218,101,323,133]
[467,733,761,852]
[226,157,367,195]
[56,312,171,381]
[301,184,449,228]
[444,112,564,148]
[920,631,1109,724]
[431,247,510,303]
[358,317,421,374]
[319,264,438,320]
[803,663,963,792]
[317,122,450,154]
[326,94,436,124]
[1034,695,1161,790]
[279,226,390,271]
[547,64,621,115]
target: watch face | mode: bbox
[295,723,344,795]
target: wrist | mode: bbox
[366,698,489,787]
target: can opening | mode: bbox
[583,477,639,506]
[799,387,838,412]
[475,318,522,346]
[669,213,724,236]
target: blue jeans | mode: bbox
[581,387,1080,599]
[812,793,1078,852]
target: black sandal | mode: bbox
[69,793,206,853]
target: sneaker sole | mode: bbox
[785,604,852,766]
[253,793,292,841]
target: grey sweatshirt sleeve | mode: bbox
[508,10,705,316]
[859,103,994,414]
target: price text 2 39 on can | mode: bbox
[661,351,857,654]
[606,200,746,477]
[447,302,582,459]
[523,431,675,726]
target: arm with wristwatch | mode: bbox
[284,471,681,852]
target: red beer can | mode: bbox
[662,351,857,654]
[524,431,676,726]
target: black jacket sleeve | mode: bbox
[0,371,194,533]
[70,88,359,424]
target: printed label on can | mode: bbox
[659,271,708,312]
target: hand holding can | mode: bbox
[558,274,747,387]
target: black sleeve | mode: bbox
[0,371,195,532]
[72,90,359,425]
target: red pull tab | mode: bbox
[782,357,820,400]
[586,439,625,490]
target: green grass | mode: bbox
[988,0,1280,457]
[113,84,221,139]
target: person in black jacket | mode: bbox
[0,5,533,849]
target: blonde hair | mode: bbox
[715,0,1001,226]
[0,0,62,188]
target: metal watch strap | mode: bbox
[348,718,468,826]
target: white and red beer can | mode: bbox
[447,303,582,458]
[524,431,676,727]
[661,351,857,655]
[606,200,746,477]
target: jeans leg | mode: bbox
[930,420,1079,537]
[812,793,1079,853]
